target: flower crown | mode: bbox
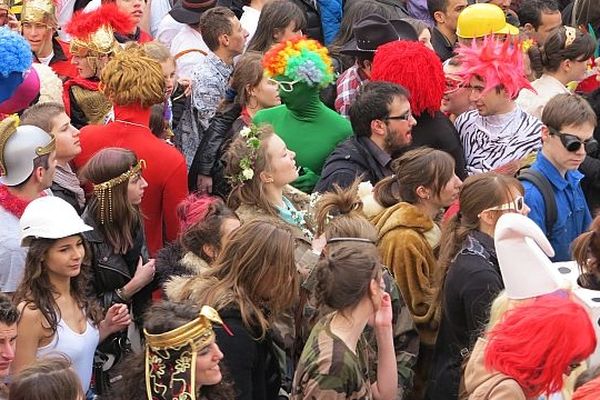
[262,36,334,88]
[228,125,261,185]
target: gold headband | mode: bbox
[564,26,577,48]
[70,25,119,57]
[21,0,56,25]
[93,159,146,224]
[144,306,226,400]
[0,116,18,177]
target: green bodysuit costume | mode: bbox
[253,80,352,193]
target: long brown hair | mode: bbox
[80,148,141,254]
[436,173,522,292]
[572,215,600,288]
[246,0,306,53]
[178,219,298,339]
[9,356,84,400]
[374,147,455,207]
[13,238,103,335]
[229,51,266,109]
[224,125,278,215]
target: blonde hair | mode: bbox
[100,48,165,108]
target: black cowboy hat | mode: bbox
[169,0,216,25]
[341,14,419,56]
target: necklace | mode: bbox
[114,119,149,130]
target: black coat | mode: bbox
[314,135,391,193]
[51,182,84,215]
[290,0,323,43]
[426,231,502,400]
[400,111,468,180]
[216,308,281,400]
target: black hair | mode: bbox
[427,0,449,20]
[517,0,560,29]
[349,81,409,138]
[0,294,18,326]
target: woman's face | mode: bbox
[264,134,298,187]
[127,171,148,205]
[250,76,281,109]
[115,0,144,26]
[160,59,176,99]
[418,28,434,51]
[274,21,302,43]
[195,340,224,387]
[435,173,463,208]
[44,235,85,279]
[219,218,241,247]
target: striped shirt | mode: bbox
[455,107,542,175]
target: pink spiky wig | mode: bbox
[262,35,334,88]
[484,295,597,397]
[370,41,445,117]
[455,36,534,99]
[176,194,221,232]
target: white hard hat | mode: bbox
[20,196,93,246]
[494,213,565,300]
[0,117,55,187]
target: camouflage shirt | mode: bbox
[291,314,372,400]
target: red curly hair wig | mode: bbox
[370,40,444,117]
[484,295,596,397]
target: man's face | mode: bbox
[0,8,8,26]
[468,76,510,116]
[0,322,17,377]
[382,96,417,154]
[442,63,472,117]
[22,21,54,54]
[439,0,468,33]
[488,0,511,12]
[530,11,562,44]
[52,112,81,163]
[39,150,57,190]
[542,123,595,173]
[225,17,248,56]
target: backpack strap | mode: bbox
[174,48,207,62]
[518,169,557,238]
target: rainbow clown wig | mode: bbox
[455,36,534,100]
[371,40,445,117]
[484,295,596,398]
[262,36,334,88]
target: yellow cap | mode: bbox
[457,3,519,39]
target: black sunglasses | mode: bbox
[384,109,413,122]
[549,127,598,154]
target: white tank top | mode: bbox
[36,316,100,391]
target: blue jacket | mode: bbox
[317,0,342,45]
[523,152,592,261]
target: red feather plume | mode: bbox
[66,3,135,39]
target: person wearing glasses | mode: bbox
[523,93,597,261]
[315,81,416,193]
[427,172,527,400]
[454,36,542,176]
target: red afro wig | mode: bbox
[176,194,221,232]
[455,36,534,100]
[371,41,444,117]
[484,295,597,397]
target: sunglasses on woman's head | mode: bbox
[549,127,598,154]
[482,195,525,213]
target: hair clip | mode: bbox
[326,237,375,244]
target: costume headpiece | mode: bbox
[371,40,445,117]
[21,0,57,26]
[455,36,534,100]
[144,306,229,400]
[92,159,146,224]
[0,27,33,104]
[262,36,334,88]
[227,125,261,185]
[66,3,134,56]
[494,213,565,299]
[0,116,55,187]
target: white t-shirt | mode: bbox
[170,24,209,78]
[150,0,173,37]
[156,13,186,49]
[240,5,260,47]
[37,51,54,66]
[56,0,76,41]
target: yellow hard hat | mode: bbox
[456,3,519,39]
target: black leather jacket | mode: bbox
[81,207,154,327]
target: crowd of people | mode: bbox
[1,0,600,399]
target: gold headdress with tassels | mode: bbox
[21,0,57,27]
[0,115,19,177]
[93,159,146,224]
[144,306,230,400]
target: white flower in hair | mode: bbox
[239,127,252,138]
[242,168,254,180]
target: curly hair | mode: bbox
[262,35,334,87]
[484,295,597,397]
[100,47,165,107]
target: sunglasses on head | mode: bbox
[548,127,598,154]
[268,78,300,93]
[482,195,525,214]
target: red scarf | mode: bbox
[62,77,101,116]
[0,185,37,218]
